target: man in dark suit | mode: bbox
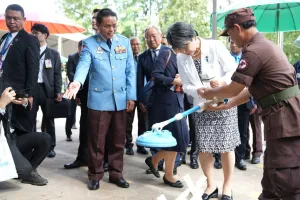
[64,40,91,169]
[137,25,181,175]
[65,41,83,141]
[0,4,39,100]
[30,23,62,158]
[125,36,148,156]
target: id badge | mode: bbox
[45,59,53,68]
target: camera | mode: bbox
[14,89,30,99]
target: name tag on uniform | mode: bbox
[45,59,53,68]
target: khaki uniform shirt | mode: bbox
[231,33,300,168]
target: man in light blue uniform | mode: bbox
[65,8,136,190]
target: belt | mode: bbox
[257,85,300,109]
[38,83,45,86]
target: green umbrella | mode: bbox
[216,0,300,33]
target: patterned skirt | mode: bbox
[194,107,240,153]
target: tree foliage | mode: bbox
[58,0,299,63]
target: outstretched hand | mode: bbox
[64,82,80,100]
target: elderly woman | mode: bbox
[166,22,240,200]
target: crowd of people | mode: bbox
[1,3,300,200]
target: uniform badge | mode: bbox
[96,46,104,54]
[115,46,120,54]
[237,58,248,71]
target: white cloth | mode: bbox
[0,32,18,61]
[0,131,18,181]
[177,38,237,106]
[38,45,47,83]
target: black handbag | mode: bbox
[141,50,172,107]
[45,98,72,118]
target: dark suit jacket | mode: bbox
[36,47,62,99]
[151,48,184,108]
[66,52,79,82]
[0,29,39,96]
[137,45,169,102]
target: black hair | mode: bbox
[78,40,83,47]
[5,4,25,17]
[93,9,100,14]
[239,20,256,29]
[166,22,196,49]
[31,23,50,38]
[96,8,118,24]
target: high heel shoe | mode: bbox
[202,187,218,200]
[221,191,233,200]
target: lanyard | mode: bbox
[1,35,13,57]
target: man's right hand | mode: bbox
[139,102,147,112]
[0,87,16,108]
[64,81,80,99]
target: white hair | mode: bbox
[129,36,141,43]
[144,24,162,38]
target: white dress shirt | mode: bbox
[38,45,47,83]
[0,32,18,61]
[177,37,237,106]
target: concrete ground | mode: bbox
[0,108,264,200]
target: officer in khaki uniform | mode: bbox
[199,8,300,200]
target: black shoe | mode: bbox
[21,170,48,186]
[137,147,148,155]
[190,158,199,169]
[221,193,233,200]
[145,157,160,178]
[64,160,86,169]
[125,147,134,155]
[163,175,183,188]
[202,187,218,200]
[47,150,56,158]
[146,168,152,174]
[235,159,247,170]
[214,159,222,169]
[66,136,72,142]
[87,180,99,190]
[251,156,260,164]
[109,177,129,188]
[103,162,108,172]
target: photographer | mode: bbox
[1,87,51,186]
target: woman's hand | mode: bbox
[0,87,16,109]
[205,102,232,112]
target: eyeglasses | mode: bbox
[5,15,24,22]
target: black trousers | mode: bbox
[7,132,51,179]
[65,98,77,137]
[184,96,197,161]
[75,95,89,164]
[125,102,148,149]
[31,84,56,149]
[235,103,250,161]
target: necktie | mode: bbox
[1,33,12,56]
[134,55,138,62]
[152,49,158,62]
[107,39,112,49]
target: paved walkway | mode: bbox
[0,109,263,200]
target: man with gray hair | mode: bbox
[125,36,148,155]
[137,24,182,175]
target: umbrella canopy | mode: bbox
[0,11,85,34]
[216,0,300,33]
